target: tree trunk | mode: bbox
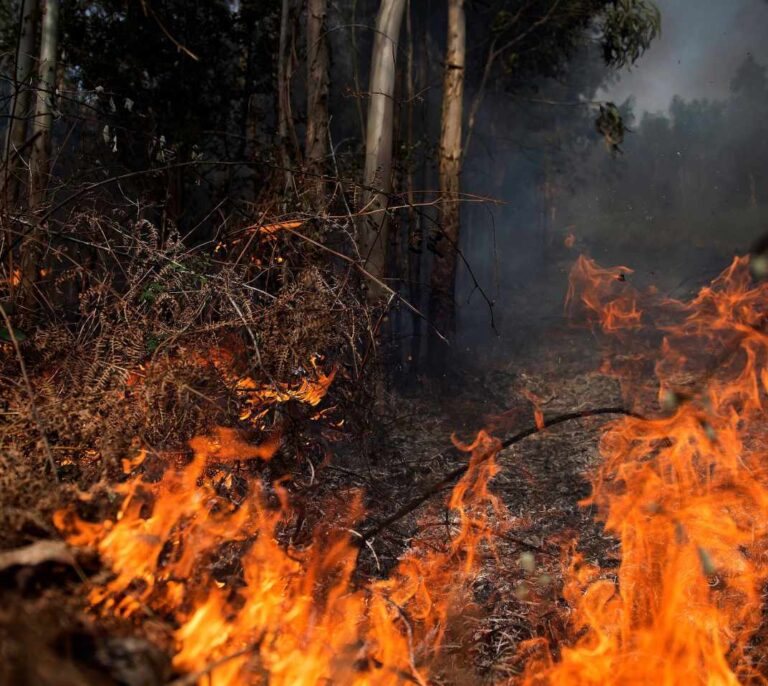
[277,0,294,190]
[3,0,38,211]
[21,0,59,309]
[359,0,406,295]
[405,0,423,373]
[305,0,329,208]
[429,0,465,356]
[28,0,59,209]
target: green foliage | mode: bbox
[485,0,659,76]
[139,281,164,305]
[601,0,661,68]
[0,326,26,343]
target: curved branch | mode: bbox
[357,406,639,543]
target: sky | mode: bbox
[600,0,768,113]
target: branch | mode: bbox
[356,406,638,543]
[139,0,200,61]
[0,302,57,480]
[463,0,563,161]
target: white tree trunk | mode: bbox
[359,0,407,290]
[429,0,465,351]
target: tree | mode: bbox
[428,0,466,352]
[426,0,660,361]
[20,0,59,309]
[305,0,330,208]
[3,0,38,211]
[29,0,60,210]
[359,0,407,295]
[277,0,297,190]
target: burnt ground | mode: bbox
[0,325,626,686]
[334,327,626,682]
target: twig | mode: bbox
[285,224,448,344]
[167,640,262,686]
[356,407,638,543]
[0,302,58,480]
[139,0,200,61]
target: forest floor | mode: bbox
[0,318,626,685]
[366,328,624,682]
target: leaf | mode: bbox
[0,326,27,342]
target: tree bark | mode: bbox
[405,0,423,372]
[305,0,329,208]
[21,0,59,309]
[429,0,465,356]
[3,0,38,211]
[277,0,294,190]
[359,0,407,295]
[28,0,59,209]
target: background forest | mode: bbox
[0,0,666,372]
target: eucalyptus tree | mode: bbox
[427,0,661,361]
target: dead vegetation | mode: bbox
[1,206,372,550]
[0,194,629,685]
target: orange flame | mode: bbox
[524,254,768,685]
[522,389,546,431]
[566,255,642,332]
[56,374,504,686]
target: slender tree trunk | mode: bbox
[349,0,365,141]
[359,0,407,295]
[405,0,423,373]
[3,0,38,211]
[428,0,465,357]
[277,0,294,190]
[21,0,59,309]
[28,0,59,209]
[305,0,329,209]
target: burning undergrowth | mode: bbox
[522,254,768,684]
[54,427,504,685]
[7,206,768,685]
[0,210,370,548]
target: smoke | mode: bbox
[600,0,768,113]
[457,1,768,355]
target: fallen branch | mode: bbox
[357,407,639,543]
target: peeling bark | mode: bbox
[429,0,465,354]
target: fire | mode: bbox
[1,268,21,288]
[522,389,546,431]
[566,255,642,332]
[55,361,504,684]
[524,254,768,684]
